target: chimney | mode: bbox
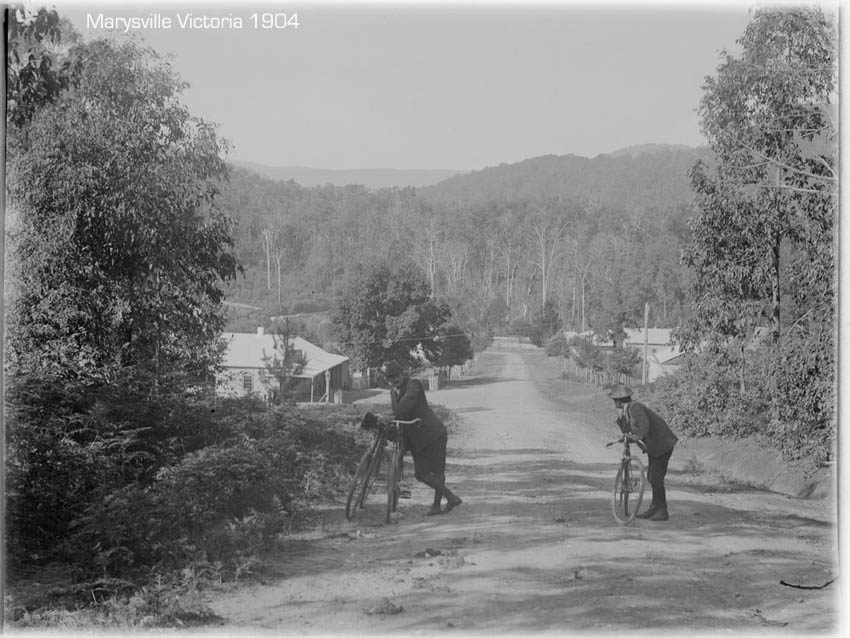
[257,326,265,336]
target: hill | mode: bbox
[229,161,464,189]
[418,144,712,210]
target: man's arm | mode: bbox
[393,379,424,420]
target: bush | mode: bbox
[7,384,370,581]
[767,325,835,465]
[606,346,641,380]
[648,345,770,438]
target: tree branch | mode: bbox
[733,137,837,182]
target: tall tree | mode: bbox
[7,37,240,389]
[329,260,451,370]
[525,199,572,311]
[684,7,837,346]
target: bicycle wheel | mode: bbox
[345,449,373,521]
[612,456,645,524]
[386,446,402,524]
[356,445,384,511]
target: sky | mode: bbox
[57,1,765,170]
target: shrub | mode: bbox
[648,345,770,438]
[767,325,835,465]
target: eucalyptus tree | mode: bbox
[7,37,240,388]
[683,7,836,456]
[685,7,837,346]
[525,198,573,312]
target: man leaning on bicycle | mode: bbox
[384,361,462,516]
[609,383,678,521]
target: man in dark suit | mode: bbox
[609,383,678,521]
[384,361,462,516]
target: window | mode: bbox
[242,373,254,392]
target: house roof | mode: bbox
[222,332,348,378]
[624,328,673,346]
[648,345,686,365]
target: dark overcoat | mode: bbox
[617,400,678,457]
[390,377,447,453]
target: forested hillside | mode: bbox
[218,146,701,346]
[417,146,712,210]
[231,160,463,189]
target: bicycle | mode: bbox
[605,435,646,524]
[345,415,421,524]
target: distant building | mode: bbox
[622,328,683,383]
[218,328,350,403]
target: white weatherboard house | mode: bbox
[218,328,350,403]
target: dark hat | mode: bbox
[383,361,404,379]
[608,383,632,400]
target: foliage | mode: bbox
[7,37,239,391]
[571,337,603,372]
[262,320,308,405]
[544,332,569,358]
[674,7,836,464]
[527,298,562,346]
[607,346,641,378]
[217,154,695,356]
[432,324,474,370]
[329,260,451,369]
[7,397,368,579]
[684,6,836,344]
[6,5,70,127]
[646,335,834,468]
[766,323,835,464]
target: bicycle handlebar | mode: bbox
[606,437,646,452]
[389,418,422,426]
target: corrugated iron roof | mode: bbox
[222,332,348,378]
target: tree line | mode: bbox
[218,169,694,351]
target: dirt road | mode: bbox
[207,349,838,634]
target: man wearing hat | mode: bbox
[608,383,678,521]
[383,361,462,516]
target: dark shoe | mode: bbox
[426,504,443,516]
[649,508,669,521]
[443,496,463,514]
[636,504,657,519]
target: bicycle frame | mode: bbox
[345,417,420,523]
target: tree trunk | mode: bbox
[771,237,781,344]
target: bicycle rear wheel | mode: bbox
[345,449,373,521]
[386,446,402,524]
[612,456,645,524]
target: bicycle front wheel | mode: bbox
[345,449,373,521]
[612,456,645,524]
[356,446,384,511]
[386,446,402,524]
